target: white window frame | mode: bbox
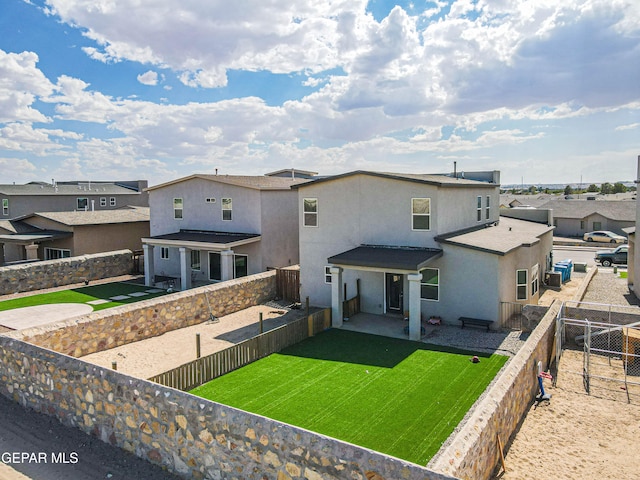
[516,269,528,301]
[77,197,88,210]
[411,198,431,231]
[420,268,439,301]
[222,198,232,221]
[100,197,107,207]
[173,198,183,220]
[45,248,71,260]
[324,266,332,284]
[485,195,490,220]
[2,198,8,216]
[303,198,318,227]
[531,263,539,297]
[191,250,201,271]
[476,196,482,222]
[110,197,116,207]
[161,247,170,260]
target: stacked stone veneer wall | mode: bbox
[429,300,561,480]
[0,250,133,295]
[6,271,277,358]
[0,336,457,480]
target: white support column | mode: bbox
[330,266,344,328]
[221,249,235,281]
[407,272,423,341]
[179,247,191,291]
[25,243,39,261]
[143,244,154,286]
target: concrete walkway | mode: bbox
[0,303,94,330]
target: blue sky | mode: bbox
[1,0,639,186]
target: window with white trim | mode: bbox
[161,247,169,260]
[110,197,116,207]
[531,263,539,297]
[324,266,332,284]
[45,248,71,260]
[476,196,482,221]
[100,197,107,207]
[516,269,528,300]
[303,198,318,227]
[222,198,232,221]
[485,195,490,220]
[2,198,8,216]
[411,198,430,230]
[77,197,88,210]
[234,254,248,278]
[420,268,439,301]
[191,250,201,270]
[173,198,183,219]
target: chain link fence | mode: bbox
[556,300,640,404]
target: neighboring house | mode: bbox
[536,200,635,237]
[142,173,311,290]
[295,171,553,340]
[0,180,148,219]
[499,194,555,209]
[0,207,150,265]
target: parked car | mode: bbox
[594,245,628,267]
[583,230,627,243]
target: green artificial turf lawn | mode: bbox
[0,282,168,312]
[190,329,507,465]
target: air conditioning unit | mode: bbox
[545,272,562,288]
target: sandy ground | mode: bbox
[80,304,308,378]
[495,349,640,480]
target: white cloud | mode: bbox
[137,70,159,86]
[0,157,38,183]
[615,123,640,131]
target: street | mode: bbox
[553,244,627,271]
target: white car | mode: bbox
[583,230,627,244]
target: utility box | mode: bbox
[574,262,587,273]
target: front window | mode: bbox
[531,264,539,297]
[593,221,602,230]
[173,198,183,219]
[2,198,8,215]
[222,198,232,221]
[476,196,482,222]
[161,247,169,260]
[412,198,430,230]
[485,195,490,220]
[191,250,201,270]
[100,197,107,207]
[325,266,332,284]
[77,197,88,210]
[45,248,71,260]
[516,269,528,300]
[420,268,439,301]
[234,254,248,278]
[303,198,318,227]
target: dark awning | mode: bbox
[142,230,261,249]
[328,245,442,271]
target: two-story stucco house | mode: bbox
[142,173,310,290]
[295,171,554,340]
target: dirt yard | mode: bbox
[496,349,640,480]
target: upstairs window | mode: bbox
[77,197,88,210]
[420,268,439,301]
[110,197,116,207]
[100,197,107,207]
[303,198,318,227]
[173,198,183,219]
[324,266,332,284]
[516,269,528,300]
[485,195,491,220]
[476,196,482,221]
[222,198,232,221]
[412,198,430,230]
[2,198,8,216]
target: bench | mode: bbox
[458,317,493,331]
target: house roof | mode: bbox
[146,174,311,192]
[142,230,261,249]
[17,207,150,226]
[265,168,318,178]
[0,230,72,244]
[0,183,141,196]
[537,200,636,221]
[436,217,554,255]
[293,171,497,189]
[328,245,443,271]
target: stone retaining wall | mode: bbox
[0,250,133,295]
[5,271,277,358]
[429,300,561,480]
[0,336,456,480]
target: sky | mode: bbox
[0,0,639,187]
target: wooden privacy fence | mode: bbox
[149,308,331,391]
[276,268,300,303]
[343,279,361,319]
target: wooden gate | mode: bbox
[276,268,300,303]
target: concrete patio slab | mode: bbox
[87,299,110,305]
[128,292,148,297]
[0,303,94,330]
[109,295,130,301]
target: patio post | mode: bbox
[408,273,423,341]
[330,266,344,327]
[143,244,154,286]
[221,249,235,280]
[179,247,191,290]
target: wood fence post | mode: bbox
[111,361,117,370]
[306,296,310,317]
[196,333,201,359]
[259,312,264,334]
